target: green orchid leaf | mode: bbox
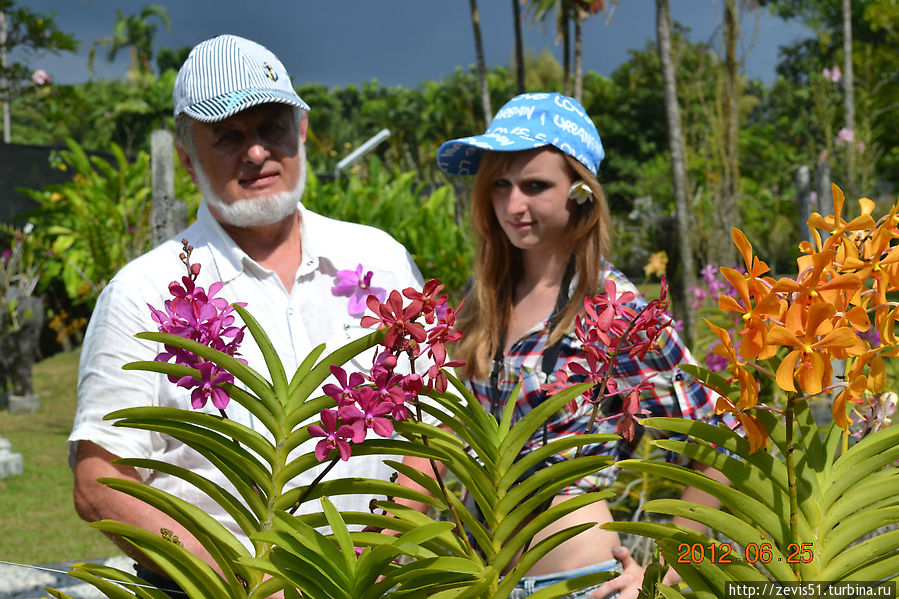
[119,362,278,433]
[252,527,350,593]
[220,382,282,437]
[106,417,274,500]
[319,497,359,575]
[287,343,326,398]
[106,406,276,466]
[278,476,435,514]
[496,494,613,569]
[497,382,593,471]
[634,499,797,581]
[657,584,689,599]
[819,508,899,566]
[841,554,899,585]
[287,328,385,411]
[245,551,346,599]
[59,565,167,599]
[133,331,280,417]
[679,364,740,399]
[818,529,899,580]
[499,433,617,491]
[823,425,899,504]
[495,523,595,596]
[69,561,176,598]
[91,520,238,598]
[374,557,484,598]
[443,370,498,433]
[417,393,499,466]
[497,378,523,436]
[386,460,455,509]
[823,469,899,530]
[341,509,468,557]
[111,457,260,547]
[525,570,617,599]
[282,395,335,447]
[497,456,614,524]
[640,417,761,464]
[615,460,795,546]
[233,304,289,402]
[650,439,801,521]
[98,477,253,579]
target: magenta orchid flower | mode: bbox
[323,364,365,406]
[332,264,387,317]
[308,279,465,462]
[177,361,234,410]
[342,387,395,437]
[149,240,246,411]
[542,278,673,441]
[308,409,364,461]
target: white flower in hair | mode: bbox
[569,180,593,204]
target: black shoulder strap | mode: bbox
[541,256,575,379]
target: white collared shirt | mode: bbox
[70,201,424,549]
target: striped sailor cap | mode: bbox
[173,34,309,122]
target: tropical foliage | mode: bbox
[302,158,473,302]
[18,138,199,307]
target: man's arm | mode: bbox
[72,440,218,575]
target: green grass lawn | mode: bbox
[0,348,123,565]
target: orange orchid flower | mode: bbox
[707,320,759,410]
[767,302,860,395]
[807,185,876,250]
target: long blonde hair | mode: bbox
[454,148,612,380]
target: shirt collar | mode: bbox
[196,200,324,284]
[196,201,244,284]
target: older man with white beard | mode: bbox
[69,35,425,596]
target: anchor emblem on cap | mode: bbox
[263,62,279,82]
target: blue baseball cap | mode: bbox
[436,92,604,176]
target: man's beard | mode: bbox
[196,144,307,228]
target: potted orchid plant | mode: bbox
[49,239,673,599]
[606,185,899,597]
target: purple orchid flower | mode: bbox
[332,264,387,317]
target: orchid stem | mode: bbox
[412,395,476,558]
[785,397,800,579]
[290,457,339,515]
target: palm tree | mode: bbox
[469,0,492,123]
[526,0,573,95]
[656,0,696,345]
[719,0,740,268]
[525,0,608,101]
[88,4,171,81]
[512,0,525,93]
[842,0,856,206]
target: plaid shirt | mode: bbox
[467,267,720,493]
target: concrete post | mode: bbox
[796,164,814,245]
[151,129,185,246]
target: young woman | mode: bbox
[434,92,723,599]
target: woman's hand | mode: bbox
[590,546,643,599]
